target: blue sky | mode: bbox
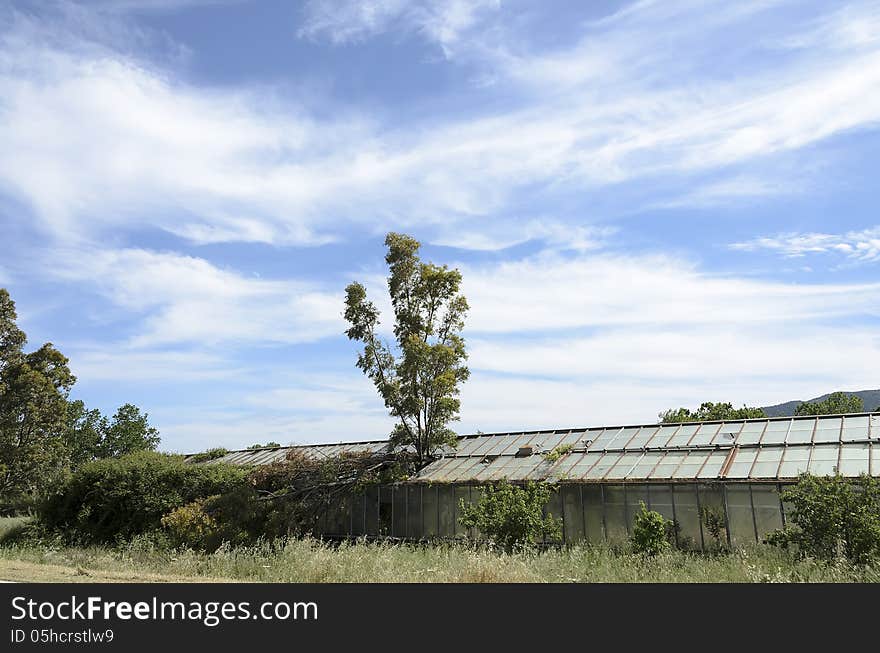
[1,0,879,453]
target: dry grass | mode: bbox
[1,517,878,583]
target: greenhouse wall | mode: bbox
[316,481,789,550]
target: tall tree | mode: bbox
[344,233,469,467]
[63,400,160,466]
[794,391,863,416]
[660,401,766,423]
[0,289,75,502]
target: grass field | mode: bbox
[1,517,878,583]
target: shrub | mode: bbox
[542,444,573,463]
[458,479,561,552]
[631,502,673,556]
[766,473,880,564]
[188,448,229,463]
[38,451,249,544]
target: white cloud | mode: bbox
[731,226,880,262]
[297,0,501,56]
[49,247,345,347]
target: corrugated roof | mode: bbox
[185,413,880,482]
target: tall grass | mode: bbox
[1,515,877,583]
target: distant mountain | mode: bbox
[762,389,880,417]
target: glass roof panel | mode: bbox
[725,449,757,478]
[808,445,840,476]
[736,421,767,445]
[838,444,870,476]
[606,427,640,449]
[624,426,658,449]
[712,422,743,446]
[842,416,870,442]
[567,453,604,480]
[646,425,680,448]
[872,445,880,475]
[606,452,643,479]
[648,452,688,479]
[813,418,842,443]
[761,420,791,445]
[673,452,710,479]
[689,423,721,446]
[667,424,700,447]
[587,429,618,450]
[785,419,815,444]
[697,451,729,479]
[584,452,624,479]
[626,452,664,479]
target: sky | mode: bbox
[1,0,879,453]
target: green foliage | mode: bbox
[542,443,573,463]
[343,233,470,466]
[188,448,229,463]
[458,479,561,552]
[660,401,767,423]
[63,400,160,468]
[631,502,674,556]
[794,391,864,416]
[766,473,880,564]
[247,442,280,449]
[161,486,266,552]
[0,289,75,506]
[38,451,249,544]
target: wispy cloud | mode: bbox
[731,226,880,262]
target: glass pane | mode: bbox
[392,485,407,537]
[364,486,378,536]
[808,445,839,476]
[603,485,628,541]
[838,444,869,476]
[421,485,438,538]
[736,421,767,445]
[712,422,743,445]
[378,485,392,535]
[647,425,681,448]
[589,428,620,450]
[725,485,756,547]
[562,485,585,542]
[699,484,728,550]
[778,447,811,478]
[786,418,815,444]
[751,448,783,479]
[438,485,455,538]
[689,423,721,446]
[761,420,791,444]
[351,493,366,536]
[813,417,842,443]
[648,484,675,524]
[584,452,623,479]
[406,486,422,539]
[583,485,604,544]
[625,426,658,449]
[607,452,643,479]
[673,451,710,479]
[454,486,471,537]
[725,448,757,478]
[543,490,564,544]
[672,485,701,550]
[842,416,870,442]
[626,452,664,479]
[625,485,650,533]
[650,452,687,479]
[666,424,700,447]
[567,452,603,480]
[698,451,729,479]
[607,427,640,449]
[751,485,783,542]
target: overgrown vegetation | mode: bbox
[766,473,880,564]
[188,448,229,463]
[631,502,674,556]
[458,479,561,552]
[542,443,574,463]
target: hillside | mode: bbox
[762,389,880,417]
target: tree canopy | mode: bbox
[659,401,767,423]
[794,391,864,416]
[343,233,469,466]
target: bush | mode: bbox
[38,451,249,544]
[766,473,880,564]
[631,502,673,556]
[458,479,561,552]
[188,448,229,463]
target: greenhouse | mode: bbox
[188,412,880,551]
